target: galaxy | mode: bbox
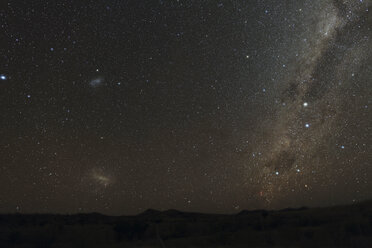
[89,77,104,88]
[0,0,371,215]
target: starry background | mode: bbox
[0,0,371,215]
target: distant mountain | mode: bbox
[0,200,371,247]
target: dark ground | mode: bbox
[1,200,371,248]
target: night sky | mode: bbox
[0,0,371,215]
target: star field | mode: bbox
[0,0,371,215]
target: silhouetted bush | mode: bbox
[268,217,284,229]
[261,210,269,218]
[345,222,362,235]
[114,221,148,241]
[215,233,230,245]
[253,223,263,231]
[298,217,310,226]
[172,222,188,238]
[33,234,56,248]
[304,230,314,239]
[8,231,21,245]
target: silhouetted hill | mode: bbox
[0,200,371,247]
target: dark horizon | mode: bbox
[2,197,372,217]
[0,197,371,215]
[1,199,371,247]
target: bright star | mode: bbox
[303,102,308,107]
[305,123,310,128]
[0,75,6,80]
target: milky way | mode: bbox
[0,0,370,214]
[240,0,371,208]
